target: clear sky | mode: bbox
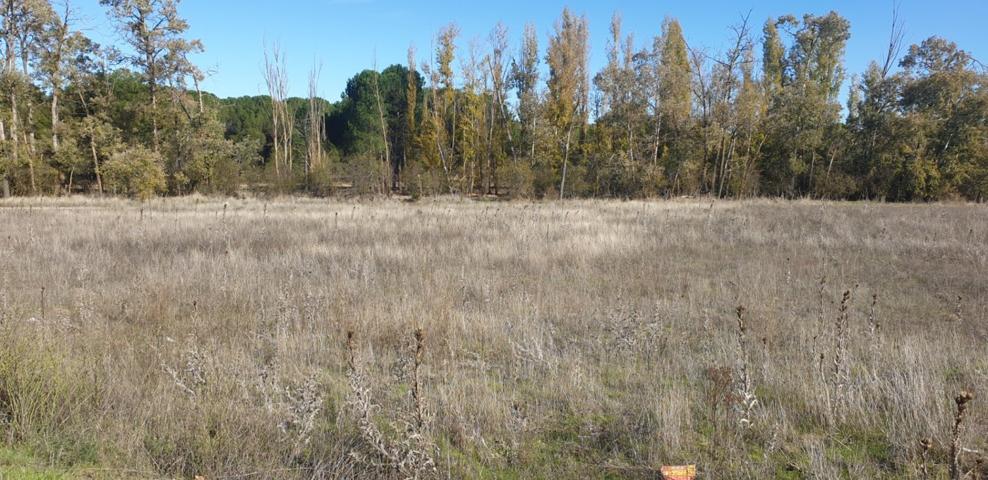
[71,0,988,102]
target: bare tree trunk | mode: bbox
[193,75,204,115]
[808,150,817,197]
[272,112,280,176]
[4,2,17,196]
[451,97,458,190]
[89,129,103,194]
[726,136,737,196]
[717,133,729,197]
[9,84,19,192]
[559,125,573,199]
[372,71,391,193]
[627,123,635,165]
[150,83,160,152]
[51,88,60,150]
[435,129,453,193]
[531,113,537,161]
[26,127,36,193]
[487,99,496,194]
[429,91,454,194]
[499,99,517,164]
[0,118,8,197]
[651,112,661,166]
[307,64,324,180]
[264,46,289,178]
[142,17,161,154]
[283,103,293,173]
[50,2,74,151]
[146,42,160,153]
[488,68,517,195]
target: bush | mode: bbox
[0,328,99,467]
[813,171,859,200]
[9,156,62,196]
[499,161,535,199]
[307,161,336,197]
[102,145,167,200]
[403,161,445,199]
[343,153,390,196]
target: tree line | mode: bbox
[2,1,986,200]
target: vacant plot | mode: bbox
[0,196,985,479]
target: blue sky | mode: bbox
[72,0,988,102]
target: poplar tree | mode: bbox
[762,19,784,95]
[404,45,417,181]
[457,41,483,193]
[546,7,588,198]
[486,21,511,194]
[510,23,540,162]
[306,62,324,179]
[435,23,458,189]
[761,12,850,197]
[658,17,692,192]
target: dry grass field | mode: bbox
[0,196,985,479]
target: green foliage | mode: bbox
[174,119,258,196]
[342,152,390,195]
[761,12,851,198]
[0,447,74,480]
[659,18,692,129]
[102,145,166,199]
[306,160,336,197]
[218,95,273,143]
[847,36,988,201]
[0,328,100,471]
[403,159,445,198]
[499,160,535,198]
[328,65,423,167]
[1,3,986,202]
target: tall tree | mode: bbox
[762,18,784,96]
[457,40,484,193]
[594,13,638,162]
[38,0,83,152]
[2,0,53,194]
[404,45,417,182]
[510,22,540,161]
[1,0,21,196]
[306,62,324,178]
[546,7,589,198]
[263,43,292,178]
[657,17,693,193]
[101,0,202,153]
[899,37,986,199]
[707,14,754,197]
[434,24,458,189]
[486,21,512,194]
[761,12,850,196]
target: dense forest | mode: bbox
[1,1,986,200]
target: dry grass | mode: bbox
[0,195,985,479]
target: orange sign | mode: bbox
[661,465,697,480]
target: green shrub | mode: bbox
[499,161,535,199]
[343,153,390,195]
[403,161,446,199]
[102,146,166,200]
[0,329,99,468]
